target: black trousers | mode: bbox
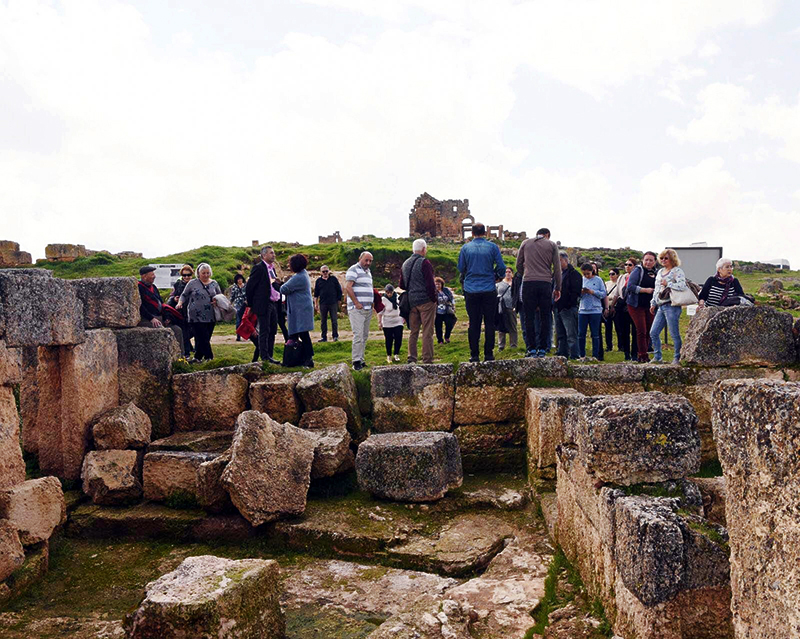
[276,301,289,341]
[290,331,314,364]
[464,291,497,359]
[257,303,278,360]
[319,303,339,339]
[192,321,215,360]
[523,281,553,351]
[383,325,403,356]
[613,306,635,359]
[604,315,614,351]
[435,313,456,343]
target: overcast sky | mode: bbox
[2,0,799,265]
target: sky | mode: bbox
[1,0,799,265]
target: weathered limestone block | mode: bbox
[691,476,727,527]
[196,450,233,514]
[0,520,24,582]
[0,241,32,267]
[0,340,21,385]
[114,328,181,440]
[569,363,645,396]
[296,363,363,440]
[148,431,233,453]
[172,367,251,432]
[356,432,463,502]
[67,277,140,328]
[299,407,354,478]
[712,379,800,639]
[525,387,583,479]
[45,243,89,261]
[370,364,455,433]
[37,329,119,481]
[683,305,796,366]
[452,421,526,472]
[92,402,151,450]
[19,346,39,454]
[0,269,85,347]
[575,392,700,485]
[454,357,569,424]
[0,386,25,490]
[221,411,315,526]
[81,450,142,506]
[142,451,217,503]
[248,372,303,424]
[125,555,285,639]
[0,477,66,545]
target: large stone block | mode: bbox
[172,367,251,432]
[356,432,463,502]
[221,411,315,526]
[0,476,65,545]
[712,379,800,639]
[569,363,645,396]
[0,340,21,385]
[682,305,796,367]
[298,407,354,478]
[142,451,217,503]
[370,364,455,433]
[92,402,151,450]
[0,269,85,347]
[452,422,526,473]
[0,520,24,582]
[81,450,142,506]
[0,386,25,490]
[148,431,233,453]
[454,357,569,425]
[38,329,119,481]
[67,277,141,328]
[525,387,583,479]
[296,363,363,440]
[125,555,285,639]
[114,328,181,439]
[575,392,700,485]
[248,372,303,424]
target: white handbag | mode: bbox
[670,284,699,307]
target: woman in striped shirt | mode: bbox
[698,258,745,308]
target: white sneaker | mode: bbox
[393,355,400,362]
[386,356,392,364]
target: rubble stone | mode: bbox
[682,305,796,366]
[0,340,21,385]
[299,407,354,478]
[525,387,584,479]
[92,402,151,450]
[221,411,315,526]
[248,372,303,424]
[296,363,363,440]
[712,379,800,639]
[148,431,233,453]
[67,277,140,328]
[356,432,462,502]
[454,357,569,424]
[142,451,217,503]
[81,450,142,506]
[196,449,233,514]
[371,364,455,433]
[574,392,700,485]
[125,555,284,639]
[0,476,66,545]
[0,386,25,490]
[0,520,24,582]
[172,367,250,432]
[115,328,180,439]
[0,269,85,347]
[690,476,727,527]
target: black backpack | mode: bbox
[398,291,411,322]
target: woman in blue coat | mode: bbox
[280,254,315,367]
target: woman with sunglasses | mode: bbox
[650,249,687,364]
[177,263,222,362]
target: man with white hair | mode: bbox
[400,238,438,364]
[345,251,374,371]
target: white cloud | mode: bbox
[659,65,707,104]
[698,41,721,58]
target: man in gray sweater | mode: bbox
[400,239,438,364]
[516,228,562,357]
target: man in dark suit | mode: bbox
[246,245,281,365]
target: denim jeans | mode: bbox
[578,313,602,359]
[554,306,579,359]
[650,304,682,362]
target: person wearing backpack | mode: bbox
[400,239,437,364]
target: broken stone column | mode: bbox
[370,364,455,433]
[712,379,800,639]
[525,387,583,479]
[125,555,284,638]
[555,391,732,638]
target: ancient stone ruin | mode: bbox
[318,231,342,244]
[409,192,526,242]
[1,268,799,638]
[0,241,32,268]
[44,243,143,262]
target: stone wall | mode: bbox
[409,192,471,239]
[0,241,32,267]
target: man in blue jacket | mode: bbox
[457,223,506,362]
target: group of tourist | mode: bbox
[135,230,748,370]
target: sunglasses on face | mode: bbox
[181,273,192,278]
[625,263,633,267]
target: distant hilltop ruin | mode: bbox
[45,244,142,263]
[0,241,32,267]
[409,192,526,242]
